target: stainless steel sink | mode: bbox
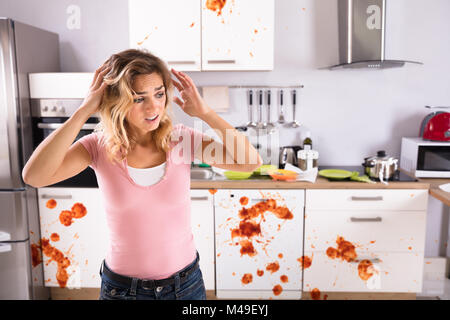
[190,168,213,180]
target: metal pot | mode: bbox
[362,150,399,184]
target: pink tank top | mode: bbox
[77,124,205,279]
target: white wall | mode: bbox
[1,0,449,257]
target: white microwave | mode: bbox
[400,137,450,178]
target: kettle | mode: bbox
[279,146,302,169]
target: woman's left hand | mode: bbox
[171,69,213,119]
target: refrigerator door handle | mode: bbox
[0,244,12,253]
[0,231,11,242]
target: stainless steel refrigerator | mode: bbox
[0,18,60,299]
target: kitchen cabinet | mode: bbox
[128,0,202,71]
[37,188,109,288]
[303,189,428,293]
[128,0,274,71]
[190,189,215,290]
[201,0,274,71]
[214,189,304,299]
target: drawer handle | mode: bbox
[350,258,381,264]
[207,59,236,64]
[167,60,196,65]
[350,196,383,201]
[190,196,209,201]
[350,217,382,222]
[250,198,267,202]
[41,194,72,199]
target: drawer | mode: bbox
[306,189,428,211]
[303,251,424,293]
[304,210,426,252]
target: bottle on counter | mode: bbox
[303,131,312,151]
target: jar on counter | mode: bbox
[297,150,319,171]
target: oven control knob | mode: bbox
[42,106,48,112]
[51,106,57,112]
[58,106,65,113]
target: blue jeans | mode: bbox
[99,253,206,300]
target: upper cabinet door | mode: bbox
[129,0,201,71]
[201,0,274,71]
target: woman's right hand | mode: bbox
[79,64,111,116]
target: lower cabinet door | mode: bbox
[214,189,304,299]
[37,188,109,288]
[303,251,424,293]
[190,189,215,290]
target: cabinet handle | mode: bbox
[207,59,236,64]
[250,198,267,203]
[191,196,209,201]
[41,194,72,200]
[350,217,382,222]
[350,196,383,201]
[350,258,381,264]
[38,123,97,130]
[167,61,196,65]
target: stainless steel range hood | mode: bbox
[328,0,422,70]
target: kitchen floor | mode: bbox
[50,280,450,300]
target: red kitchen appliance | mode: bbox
[419,106,450,141]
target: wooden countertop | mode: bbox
[418,177,450,207]
[191,175,430,190]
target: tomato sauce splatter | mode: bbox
[280,275,288,283]
[30,243,42,267]
[230,198,293,257]
[257,269,264,277]
[278,253,283,259]
[59,210,74,227]
[50,233,60,242]
[239,240,256,257]
[190,22,195,28]
[266,261,280,274]
[71,203,87,218]
[239,196,249,206]
[241,273,253,284]
[46,199,57,209]
[358,260,374,281]
[326,236,357,262]
[206,0,227,16]
[32,238,71,288]
[59,202,87,226]
[310,288,321,300]
[298,255,313,269]
[272,284,282,296]
[208,188,217,195]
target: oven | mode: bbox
[30,99,99,187]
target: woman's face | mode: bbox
[126,72,166,138]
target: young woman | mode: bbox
[22,49,262,300]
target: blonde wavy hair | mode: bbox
[96,49,174,164]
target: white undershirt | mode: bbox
[127,162,166,187]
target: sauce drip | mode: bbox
[310,288,321,300]
[34,238,71,288]
[358,259,374,281]
[326,236,357,262]
[59,202,87,226]
[50,233,60,242]
[272,284,282,296]
[46,199,57,209]
[266,261,280,274]
[206,0,227,16]
[298,255,312,269]
[241,273,253,284]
